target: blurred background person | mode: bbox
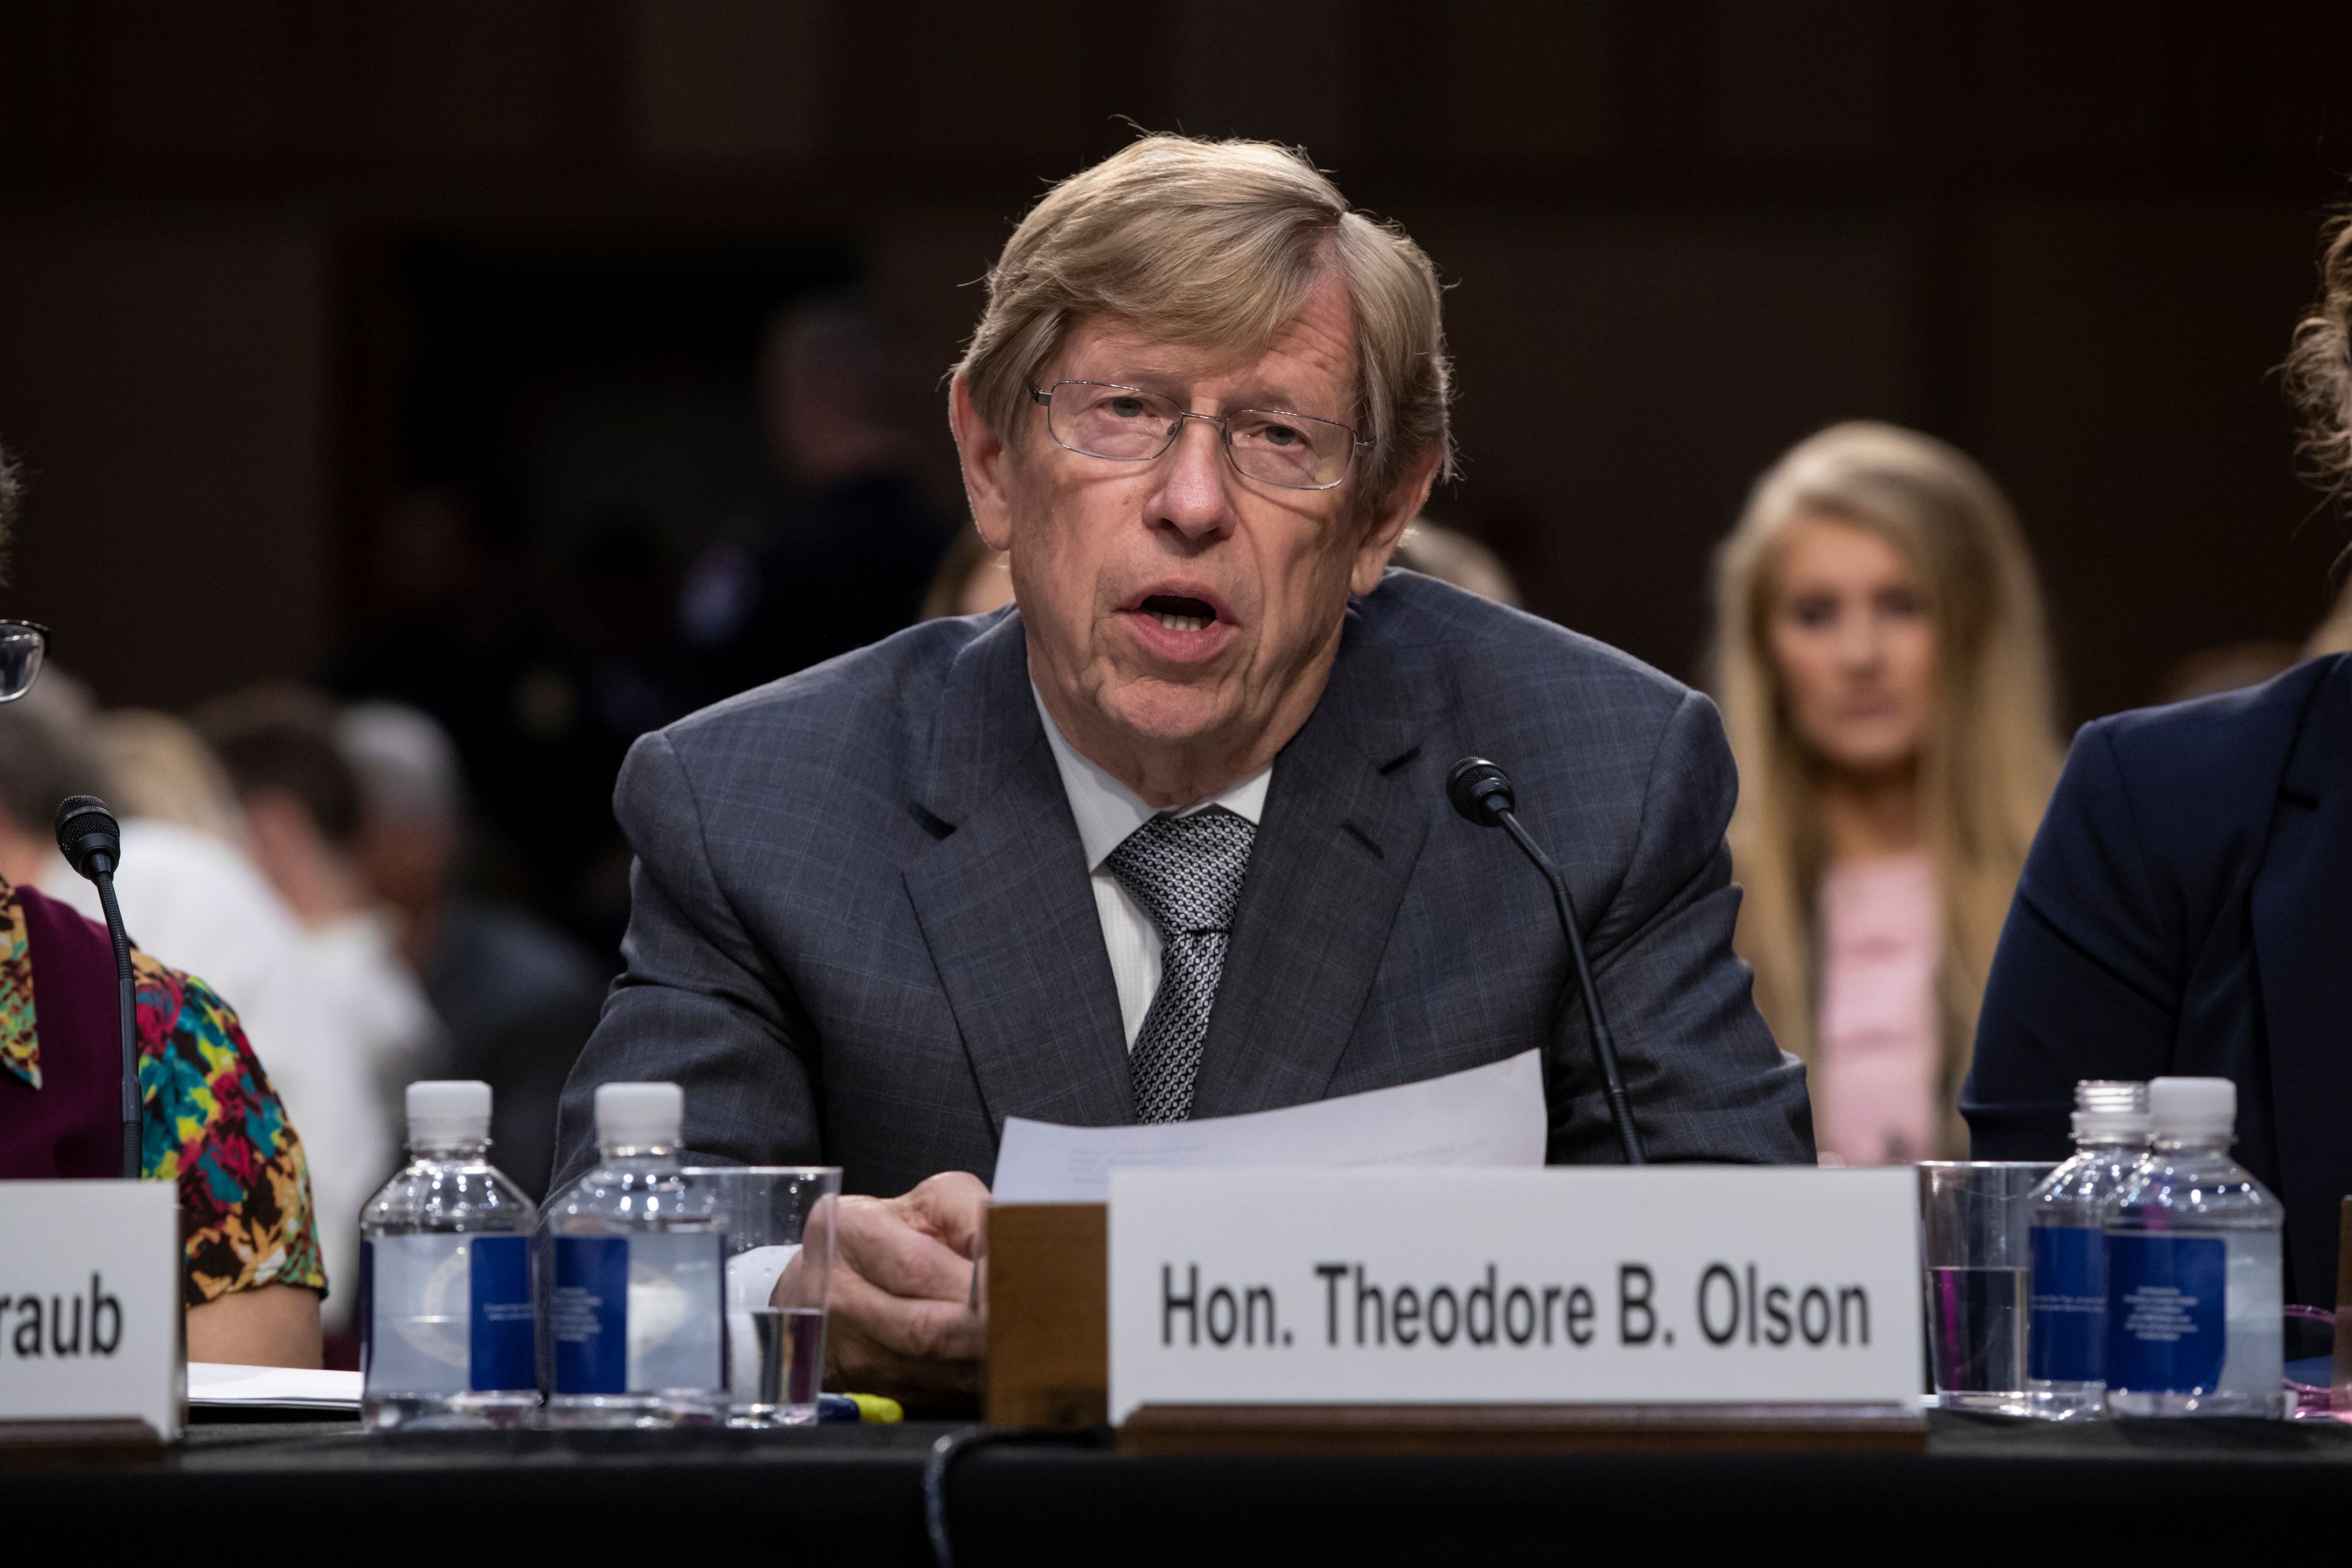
[91,707,253,843]
[324,487,635,956]
[45,700,310,1067]
[0,673,106,891]
[554,510,693,763]
[1393,517,1522,606]
[198,684,445,1348]
[679,296,952,700]
[339,701,605,1199]
[1966,205,2352,1308]
[918,528,1017,621]
[2154,640,2304,703]
[1710,421,2062,1165]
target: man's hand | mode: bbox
[783,1170,987,1409]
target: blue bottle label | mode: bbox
[552,1232,725,1395]
[2028,1226,2106,1383]
[553,1236,630,1395]
[2105,1234,2226,1393]
[467,1235,534,1392]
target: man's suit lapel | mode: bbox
[1188,608,1429,1118]
[2250,657,2352,1302]
[903,614,1134,1133]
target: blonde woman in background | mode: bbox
[1710,421,2062,1164]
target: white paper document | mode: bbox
[992,1049,1547,1204]
[187,1362,363,1411]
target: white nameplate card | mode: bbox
[0,1180,184,1439]
[1109,1167,1920,1422]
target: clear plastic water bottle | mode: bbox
[359,1080,540,1431]
[2024,1080,2149,1419]
[2103,1076,2287,1418]
[542,1082,726,1428]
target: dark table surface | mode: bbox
[10,1410,2349,1566]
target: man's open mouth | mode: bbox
[1139,594,1219,633]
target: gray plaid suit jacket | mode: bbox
[551,570,1813,1193]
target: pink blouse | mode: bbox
[1813,853,1940,1166]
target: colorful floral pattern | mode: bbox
[0,886,34,1090]
[0,878,326,1306]
[135,951,328,1305]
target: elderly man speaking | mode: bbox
[554,135,1812,1403]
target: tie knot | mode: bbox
[1104,806,1256,938]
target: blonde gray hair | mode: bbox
[954,134,1454,505]
[1708,421,2063,1156]
[90,710,249,845]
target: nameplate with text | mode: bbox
[1108,1167,1920,1422]
[0,1180,184,1439]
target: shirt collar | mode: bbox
[1031,683,1270,872]
[0,875,36,1090]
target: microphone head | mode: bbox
[1446,757,1515,826]
[54,794,123,881]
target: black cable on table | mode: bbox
[924,1423,1110,1568]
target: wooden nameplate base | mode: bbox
[0,1418,167,1471]
[1117,1401,1926,1456]
[986,1202,1110,1428]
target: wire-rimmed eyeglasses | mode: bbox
[1029,381,1371,491]
[0,621,47,703]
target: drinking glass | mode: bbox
[1918,1161,2056,1414]
[683,1167,842,1428]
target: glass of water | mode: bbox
[1918,1161,2056,1414]
[684,1167,842,1428]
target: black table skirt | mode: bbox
[8,1412,2348,1566]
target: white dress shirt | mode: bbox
[1031,685,1270,1047]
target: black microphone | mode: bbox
[56,796,139,1180]
[1447,758,1646,1164]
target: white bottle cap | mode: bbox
[2071,1079,2150,1142]
[407,1080,492,1145]
[2147,1076,2236,1140]
[595,1081,684,1150]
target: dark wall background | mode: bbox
[2,0,2349,722]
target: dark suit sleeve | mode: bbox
[1965,723,2179,1158]
[1550,689,1815,1163]
[551,731,823,1189]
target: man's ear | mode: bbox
[1349,448,1443,598]
[950,375,1019,552]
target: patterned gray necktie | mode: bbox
[1104,805,1258,1123]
